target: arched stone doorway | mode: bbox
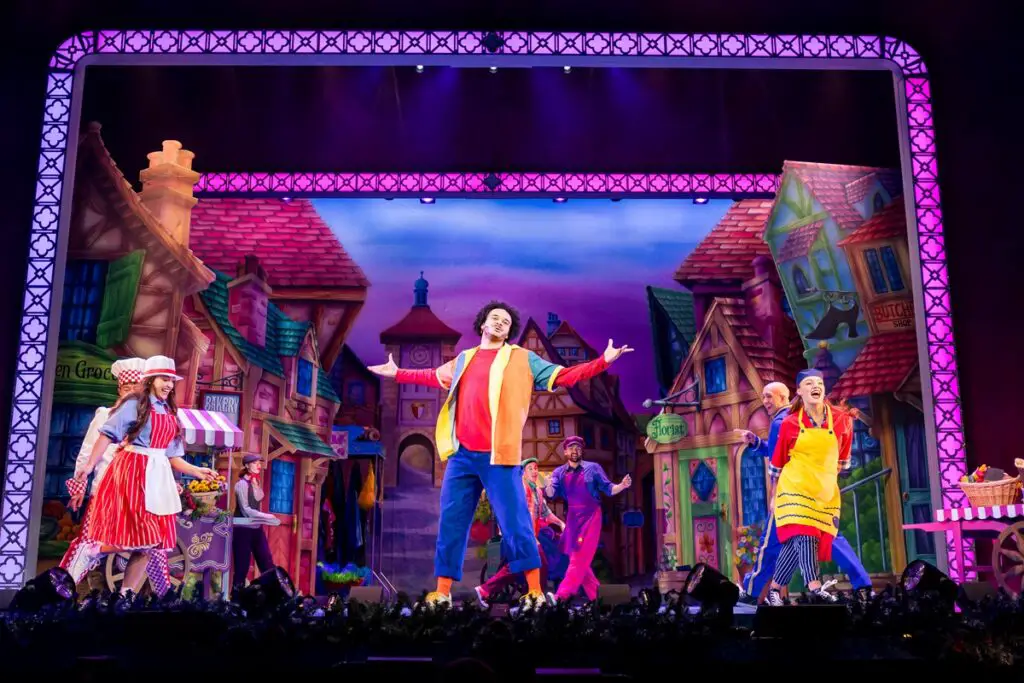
[397,433,436,488]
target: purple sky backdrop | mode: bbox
[312,198,733,412]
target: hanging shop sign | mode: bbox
[646,413,687,445]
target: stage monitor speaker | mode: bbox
[960,581,996,603]
[753,604,849,639]
[597,584,631,606]
[349,586,383,604]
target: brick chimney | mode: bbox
[742,255,787,347]
[139,140,200,247]
[228,255,271,348]
[546,312,561,336]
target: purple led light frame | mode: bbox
[1,30,965,592]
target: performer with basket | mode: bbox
[71,356,218,594]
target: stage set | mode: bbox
[1,28,1022,674]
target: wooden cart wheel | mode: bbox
[992,520,1024,598]
[105,536,193,593]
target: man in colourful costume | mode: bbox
[765,369,853,605]
[737,382,871,602]
[369,300,632,608]
[474,457,564,607]
[544,436,631,604]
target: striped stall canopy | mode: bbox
[935,504,1023,522]
[177,408,244,449]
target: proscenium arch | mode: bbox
[0,30,962,601]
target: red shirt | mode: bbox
[396,348,610,452]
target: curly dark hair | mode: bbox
[472,301,521,341]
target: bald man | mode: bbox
[737,382,872,602]
[735,382,792,602]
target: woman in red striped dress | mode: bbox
[73,356,217,592]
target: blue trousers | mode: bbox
[436,447,540,581]
[743,514,871,597]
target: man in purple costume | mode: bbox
[544,436,631,603]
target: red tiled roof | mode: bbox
[829,330,919,399]
[189,198,369,289]
[777,220,824,262]
[784,161,902,231]
[837,197,907,247]
[379,306,462,345]
[713,298,805,387]
[674,199,775,284]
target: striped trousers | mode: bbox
[771,535,821,587]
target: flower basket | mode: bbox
[959,476,1022,507]
[190,491,220,514]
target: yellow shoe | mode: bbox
[418,591,452,609]
[519,590,547,611]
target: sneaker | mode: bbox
[474,586,489,609]
[519,590,546,611]
[417,591,452,610]
[766,589,786,607]
[810,587,838,603]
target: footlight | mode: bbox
[900,559,958,609]
[685,563,739,624]
[235,566,297,615]
[10,567,77,612]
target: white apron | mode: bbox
[126,445,183,515]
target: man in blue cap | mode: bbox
[737,374,872,603]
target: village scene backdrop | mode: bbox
[38,124,929,598]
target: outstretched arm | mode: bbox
[530,339,634,392]
[368,353,455,390]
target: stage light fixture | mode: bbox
[420,198,435,204]
[693,197,709,205]
[489,66,498,73]
[415,64,424,73]
[563,66,572,73]
[235,566,297,615]
[900,559,958,607]
[638,586,662,612]
[10,567,77,612]
[553,197,567,203]
[684,563,739,621]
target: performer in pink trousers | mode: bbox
[544,436,630,603]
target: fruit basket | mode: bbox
[959,464,1022,507]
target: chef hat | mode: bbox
[796,368,824,385]
[111,357,145,387]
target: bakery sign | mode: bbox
[871,298,915,332]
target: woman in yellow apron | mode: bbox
[765,369,853,606]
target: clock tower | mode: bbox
[379,272,461,487]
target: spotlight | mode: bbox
[638,586,662,612]
[282,197,292,202]
[900,559,958,608]
[235,566,296,615]
[611,198,623,202]
[420,198,435,204]
[553,197,567,203]
[684,563,739,623]
[415,64,424,73]
[10,567,76,612]
[489,66,498,74]
[563,66,572,74]
[693,197,709,205]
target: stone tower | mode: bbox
[378,272,461,487]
